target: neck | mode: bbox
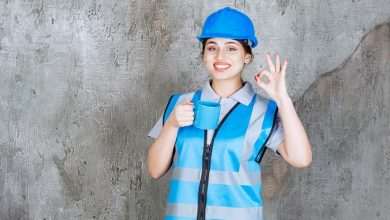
[210,77,244,98]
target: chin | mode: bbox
[210,71,238,80]
[211,75,237,82]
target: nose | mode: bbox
[216,48,224,60]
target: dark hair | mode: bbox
[200,38,253,62]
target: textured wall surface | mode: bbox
[264,22,390,220]
[0,0,389,219]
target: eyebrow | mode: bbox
[206,41,239,45]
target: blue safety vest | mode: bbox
[162,89,278,220]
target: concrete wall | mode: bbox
[264,22,390,220]
[0,0,389,219]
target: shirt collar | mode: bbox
[200,80,255,106]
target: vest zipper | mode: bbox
[197,132,209,220]
[196,103,240,220]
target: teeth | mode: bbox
[216,65,229,68]
[214,64,230,69]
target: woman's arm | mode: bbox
[275,95,312,168]
[147,100,194,179]
[147,120,179,179]
[255,53,312,168]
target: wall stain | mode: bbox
[53,155,82,202]
[276,0,290,15]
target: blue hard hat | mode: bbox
[197,7,258,48]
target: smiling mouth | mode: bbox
[213,63,231,71]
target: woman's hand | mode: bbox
[254,53,289,105]
[166,100,195,128]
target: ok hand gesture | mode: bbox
[254,53,289,105]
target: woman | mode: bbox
[147,6,312,220]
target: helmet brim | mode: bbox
[197,34,258,48]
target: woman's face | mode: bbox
[202,38,252,81]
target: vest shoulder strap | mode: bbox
[254,99,279,163]
[162,93,181,125]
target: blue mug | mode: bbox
[193,101,221,129]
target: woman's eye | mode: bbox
[207,47,216,51]
[228,47,237,51]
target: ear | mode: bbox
[244,54,252,64]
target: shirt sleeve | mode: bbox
[265,114,284,153]
[147,114,163,139]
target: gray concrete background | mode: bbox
[0,0,389,219]
[264,22,390,220]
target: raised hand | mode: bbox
[254,53,289,105]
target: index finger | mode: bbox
[266,53,275,73]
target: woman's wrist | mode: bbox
[274,93,292,108]
[164,117,180,130]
